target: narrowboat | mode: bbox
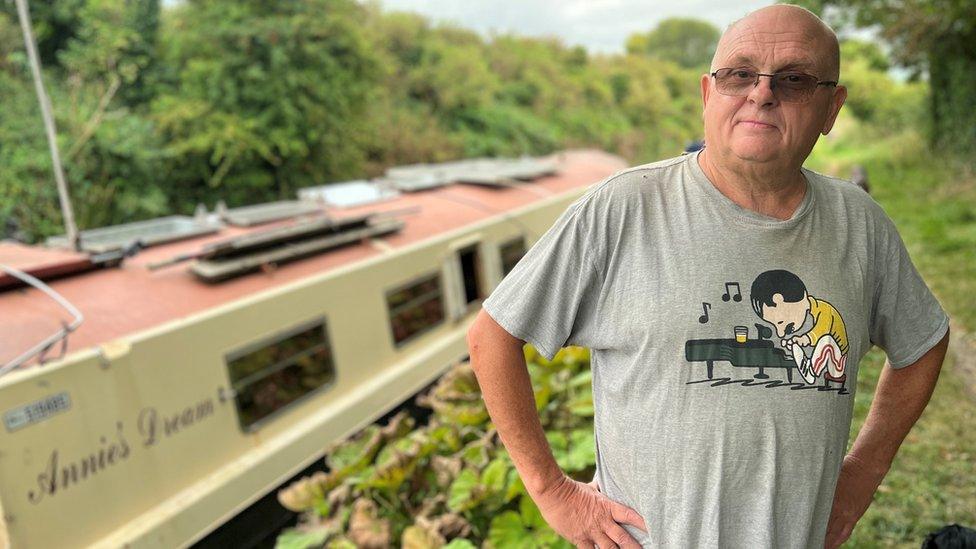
[0,149,626,548]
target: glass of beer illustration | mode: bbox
[734,326,748,343]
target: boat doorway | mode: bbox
[444,233,488,321]
[457,243,482,307]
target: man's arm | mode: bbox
[824,328,950,549]
[849,328,949,473]
[465,309,563,495]
[466,309,647,548]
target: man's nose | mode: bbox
[746,75,778,106]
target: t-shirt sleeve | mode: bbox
[868,214,950,369]
[480,191,607,361]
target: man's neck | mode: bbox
[697,147,808,221]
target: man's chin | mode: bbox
[729,144,783,164]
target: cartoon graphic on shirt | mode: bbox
[750,269,848,386]
[684,269,849,394]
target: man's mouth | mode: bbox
[738,120,777,129]
[785,322,795,334]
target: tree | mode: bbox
[0,1,165,239]
[2,1,710,240]
[625,18,720,69]
[151,0,383,209]
[796,0,976,158]
[0,0,86,68]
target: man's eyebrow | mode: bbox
[724,55,818,72]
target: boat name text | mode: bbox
[27,397,216,504]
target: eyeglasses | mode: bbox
[710,68,838,103]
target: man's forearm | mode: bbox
[467,317,564,496]
[847,330,950,474]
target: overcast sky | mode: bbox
[373,0,777,54]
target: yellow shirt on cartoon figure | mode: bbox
[805,295,849,355]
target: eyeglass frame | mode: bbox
[709,67,838,102]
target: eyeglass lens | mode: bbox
[714,68,819,102]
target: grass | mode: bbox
[806,113,976,547]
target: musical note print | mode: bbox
[722,282,742,302]
[698,302,711,323]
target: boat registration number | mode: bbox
[4,392,71,432]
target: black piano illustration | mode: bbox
[685,323,798,383]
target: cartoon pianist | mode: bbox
[750,269,848,386]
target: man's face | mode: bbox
[761,291,810,338]
[700,10,846,168]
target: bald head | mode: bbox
[711,4,840,81]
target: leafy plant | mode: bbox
[275,346,595,548]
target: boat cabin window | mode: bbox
[225,319,336,430]
[387,272,445,346]
[457,244,483,306]
[499,236,527,276]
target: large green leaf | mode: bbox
[481,457,510,495]
[274,529,330,549]
[443,540,477,549]
[487,511,533,549]
[447,468,483,513]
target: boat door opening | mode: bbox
[458,244,482,307]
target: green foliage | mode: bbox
[928,35,976,160]
[442,540,477,549]
[2,3,712,242]
[0,67,63,241]
[625,17,720,70]
[407,40,499,114]
[836,39,927,133]
[0,0,87,67]
[0,1,164,241]
[797,0,976,160]
[840,40,889,72]
[275,347,596,547]
[151,0,382,209]
[275,528,331,549]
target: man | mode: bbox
[466,4,950,549]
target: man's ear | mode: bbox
[822,85,847,135]
[700,73,711,120]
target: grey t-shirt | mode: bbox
[480,148,950,548]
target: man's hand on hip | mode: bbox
[530,474,648,548]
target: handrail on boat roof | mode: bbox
[0,264,84,377]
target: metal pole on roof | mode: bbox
[14,0,81,251]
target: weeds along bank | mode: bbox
[276,347,592,548]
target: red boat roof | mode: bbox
[0,149,626,367]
